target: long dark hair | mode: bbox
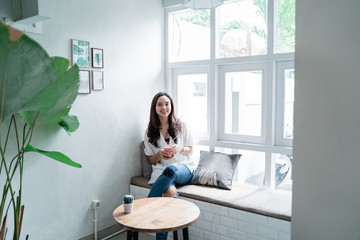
[147,92,182,148]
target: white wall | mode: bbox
[162,0,183,8]
[292,1,360,239]
[0,0,164,239]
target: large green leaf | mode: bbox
[59,114,80,133]
[0,23,58,124]
[20,57,80,128]
[24,144,82,168]
[50,56,80,112]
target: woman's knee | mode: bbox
[163,185,177,197]
[162,165,177,178]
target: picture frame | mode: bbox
[79,70,91,94]
[92,71,104,91]
[71,39,90,68]
[91,48,104,68]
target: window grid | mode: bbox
[165,0,294,190]
[218,63,267,145]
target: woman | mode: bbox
[144,92,195,240]
[144,92,195,200]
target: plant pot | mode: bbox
[123,203,133,214]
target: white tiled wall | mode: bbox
[130,185,291,240]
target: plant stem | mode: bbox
[0,116,14,177]
[1,148,16,223]
[0,115,32,240]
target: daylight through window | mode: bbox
[166,0,295,190]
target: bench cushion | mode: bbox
[140,142,152,179]
[131,176,291,221]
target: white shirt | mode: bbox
[144,121,195,184]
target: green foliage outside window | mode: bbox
[179,0,295,54]
[179,9,210,27]
[277,0,296,53]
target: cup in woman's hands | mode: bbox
[164,146,173,156]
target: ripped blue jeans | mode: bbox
[147,164,193,240]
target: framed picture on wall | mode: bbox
[92,70,104,90]
[79,70,91,94]
[71,39,90,68]
[91,48,104,68]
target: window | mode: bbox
[219,64,267,144]
[224,71,262,136]
[166,0,295,191]
[168,9,210,62]
[174,67,209,139]
[216,147,266,187]
[275,61,295,147]
[217,0,267,57]
[274,153,293,190]
[275,0,296,53]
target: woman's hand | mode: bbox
[165,145,183,156]
[149,149,172,164]
[153,145,192,163]
[159,148,173,160]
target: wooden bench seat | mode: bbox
[131,176,291,221]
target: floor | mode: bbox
[108,231,155,240]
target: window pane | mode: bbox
[274,154,293,191]
[217,0,267,58]
[168,10,210,62]
[178,74,208,134]
[215,147,265,187]
[225,71,262,136]
[284,69,294,139]
[275,0,296,53]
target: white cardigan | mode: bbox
[144,121,195,184]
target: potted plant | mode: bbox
[0,23,82,239]
[123,195,134,214]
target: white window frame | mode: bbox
[165,0,295,190]
[275,60,294,147]
[172,66,211,140]
[218,63,268,144]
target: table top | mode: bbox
[113,197,200,233]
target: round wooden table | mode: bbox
[113,197,200,240]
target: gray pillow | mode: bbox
[190,151,241,190]
[141,141,152,179]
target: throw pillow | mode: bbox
[190,151,241,190]
[141,141,152,179]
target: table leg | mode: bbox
[133,231,139,240]
[126,230,139,240]
[173,230,178,240]
[182,228,189,240]
[126,230,132,240]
